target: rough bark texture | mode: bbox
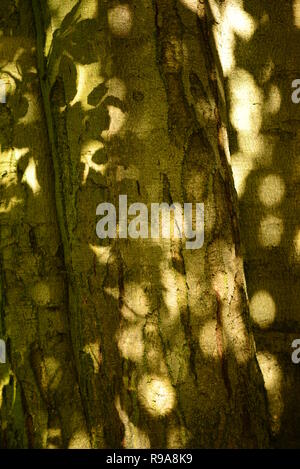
[0,0,271,448]
[210,0,300,448]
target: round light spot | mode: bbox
[259,215,283,247]
[108,5,132,37]
[179,0,198,14]
[117,325,144,362]
[294,229,300,257]
[258,174,285,207]
[138,375,176,416]
[229,69,262,133]
[250,290,275,328]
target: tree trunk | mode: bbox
[214,0,300,448]
[0,0,270,448]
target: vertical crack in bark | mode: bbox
[152,1,200,385]
[152,0,193,145]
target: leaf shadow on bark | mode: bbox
[0,0,288,449]
[222,0,300,448]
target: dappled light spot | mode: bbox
[14,147,30,161]
[101,105,128,141]
[0,368,10,409]
[68,430,91,449]
[31,282,51,306]
[81,140,107,184]
[199,320,218,358]
[231,152,254,197]
[229,68,262,133]
[161,267,180,321]
[47,427,62,449]
[0,76,8,103]
[79,0,98,20]
[70,63,103,111]
[257,352,282,390]
[45,24,54,58]
[89,244,114,264]
[22,157,41,194]
[18,93,38,124]
[0,196,22,214]
[104,286,119,300]
[138,375,176,417]
[83,341,102,373]
[179,0,200,15]
[294,0,300,28]
[0,68,18,92]
[115,396,150,448]
[212,271,232,300]
[107,77,127,101]
[1,147,28,194]
[220,125,231,164]
[293,229,300,257]
[256,352,283,434]
[258,174,285,208]
[211,0,256,76]
[225,0,256,40]
[108,4,133,37]
[264,85,281,115]
[212,13,235,76]
[0,147,19,186]
[259,215,283,247]
[122,284,149,318]
[237,133,272,160]
[117,325,144,363]
[249,290,276,328]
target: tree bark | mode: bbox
[0,0,270,448]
